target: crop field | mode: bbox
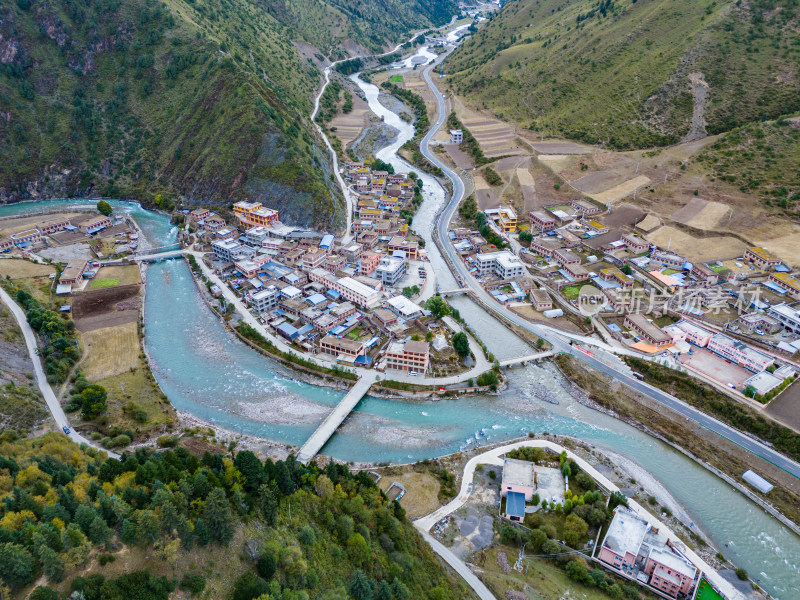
[72,284,141,332]
[88,277,119,290]
[390,74,403,82]
[645,226,746,263]
[81,322,140,380]
[93,264,142,286]
[0,259,55,279]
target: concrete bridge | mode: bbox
[438,287,469,297]
[297,372,377,464]
[498,350,556,369]
[134,249,185,262]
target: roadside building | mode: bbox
[530,289,553,311]
[385,339,429,372]
[738,312,781,334]
[244,226,270,247]
[212,239,242,263]
[690,262,717,286]
[707,333,772,373]
[250,287,281,313]
[769,302,800,334]
[203,215,226,232]
[388,236,419,260]
[529,210,556,232]
[624,313,672,347]
[484,207,517,232]
[476,250,525,279]
[643,547,698,598]
[449,129,463,144]
[500,457,536,500]
[651,251,685,269]
[189,208,210,223]
[598,507,650,570]
[673,320,714,347]
[745,247,780,270]
[235,260,260,279]
[373,308,398,327]
[319,335,366,358]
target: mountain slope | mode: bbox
[0,0,457,228]
[444,0,800,149]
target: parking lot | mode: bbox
[678,347,751,390]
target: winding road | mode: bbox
[417,49,800,481]
[0,286,119,459]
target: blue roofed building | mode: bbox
[504,491,526,522]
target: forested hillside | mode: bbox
[0,0,457,228]
[444,0,800,149]
[0,432,471,599]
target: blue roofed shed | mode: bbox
[277,322,299,341]
[320,234,335,249]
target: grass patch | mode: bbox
[696,577,725,600]
[390,74,403,82]
[89,277,120,290]
[81,322,139,380]
[562,286,581,299]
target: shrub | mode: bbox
[736,568,748,580]
[30,587,58,600]
[180,574,206,595]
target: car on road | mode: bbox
[62,426,70,434]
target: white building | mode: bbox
[449,129,463,144]
[476,250,525,280]
[385,295,424,320]
[212,239,243,262]
[251,286,280,312]
[769,302,800,334]
[374,256,406,286]
[245,226,270,247]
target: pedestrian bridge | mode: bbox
[134,248,185,262]
[297,372,377,464]
[498,350,556,369]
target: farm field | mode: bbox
[0,259,56,279]
[80,322,140,380]
[72,284,141,331]
[378,470,441,518]
[93,264,142,286]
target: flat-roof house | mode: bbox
[738,312,781,334]
[530,289,553,311]
[530,238,563,259]
[386,339,429,372]
[388,236,418,260]
[385,295,424,320]
[600,267,634,289]
[571,199,601,216]
[374,256,406,286]
[643,547,698,598]
[624,313,672,347]
[500,457,536,501]
[79,215,112,233]
[745,247,780,270]
[504,491,526,523]
[59,260,88,285]
[476,250,525,280]
[707,333,772,373]
[553,248,581,267]
[529,210,556,232]
[769,272,800,299]
[621,232,649,254]
[769,302,800,334]
[598,507,650,570]
[319,335,366,358]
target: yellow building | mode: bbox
[498,207,517,233]
[233,201,279,227]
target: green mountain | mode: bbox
[444,0,800,149]
[0,0,456,228]
[0,432,471,599]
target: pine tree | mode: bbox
[348,570,373,600]
[203,488,235,544]
[258,484,279,526]
[39,547,65,582]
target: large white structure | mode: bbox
[476,250,525,280]
[374,256,406,286]
[212,239,243,262]
[385,295,424,320]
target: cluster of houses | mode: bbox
[0,213,118,253]
[345,162,419,231]
[194,201,432,373]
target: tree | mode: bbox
[0,543,35,589]
[96,200,112,216]
[452,331,470,358]
[563,514,589,548]
[231,572,269,600]
[259,483,279,526]
[30,587,59,600]
[257,552,277,580]
[79,385,108,420]
[39,546,64,582]
[561,463,572,477]
[203,488,235,544]
[390,578,410,600]
[346,533,370,566]
[425,296,450,320]
[348,570,373,600]
[519,231,533,243]
[621,263,633,275]
[234,451,264,493]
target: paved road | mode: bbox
[414,439,746,600]
[0,287,119,459]
[417,51,800,481]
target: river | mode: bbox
[1,114,799,597]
